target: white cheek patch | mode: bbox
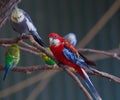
[18,16,24,23]
[49,38,53,45]
[53,39,60,46]
[49,38,53,42]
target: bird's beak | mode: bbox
[16,18,19,22]
[49,38,54,46]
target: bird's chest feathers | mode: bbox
[11,19,29,34]
[50,43,78,68]
[50,44,72,65]
[50,44,64,60]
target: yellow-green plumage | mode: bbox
[3,44,20,80]
[41,48,56,66]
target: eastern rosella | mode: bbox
[3,44,20,80]
[48,33,101,100]
[41,48,56,66]
[64,33,77,46]
[41,33,77,66]
[9,7,46,47]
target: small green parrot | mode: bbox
[41,48,56,66]
[3,44,20,80]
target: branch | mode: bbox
[23,35,93,99]
[1,35,120,99]
[0,65,120,84]
[0,0,21,28]
[0,37,21,44]
[79,48,120,61]
[1,43,40,56]
[91,68,120,84]
[0,36,92,99]
[58,64,92,100]
[0,65,92,99]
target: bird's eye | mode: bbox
[54,35,57,38]
[19,15,22,18]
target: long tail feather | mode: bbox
[32,32,47,47]
[3,67,10,80]
[81,69,102,100]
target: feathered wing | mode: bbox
[78,51,96,66]
[3,65,11,80]
[32,31,46,47]
[64,33,77,46]
[62,46,101,100]
[3,44,20,80]
[25,14,46,47]
[49,33,101,99]
[81,69,102,100]
[62,41,92,72]
[41,49,56,66]
[62,42,101,99]
[3,55,17,80]
[22,9,33,23]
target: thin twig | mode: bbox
[18,40,39,52]
[79,48,120,61]
[91,68,120,84]
[0,37,21,44]
[1,36,120,99]
[0,65,120,84]
[58,64,92,100]
[1,43,40,57]
[21,35,97,99]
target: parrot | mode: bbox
[41,33,77,66]
[64,33,77,46]
[41,48,56,66]
[9,6,46,47]
[64,33,96,66]
[3,44,20,80]
[48,33,102,100]
[64,32,96,66]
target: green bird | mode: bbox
[3,44,20,80]
[41,48,56,66]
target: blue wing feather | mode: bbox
[3,66,11,80]
[62,47,92,72]
[81,69,102,100]
[21,9,33,23]
[62,48,76,63]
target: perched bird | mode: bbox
[41,33,77,66]
[48,33,101,100]
[9,7,46,47]
[41,48,56,66]
[3,44,20,80]
[64,33,77,46]
[64,33,96,66]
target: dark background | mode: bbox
[0,0,120,100]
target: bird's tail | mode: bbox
[81,68,102,100]
[32,32,47,47]
[3,67,10,80]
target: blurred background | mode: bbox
[0,0,120,100]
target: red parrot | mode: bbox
[48,33,101,100]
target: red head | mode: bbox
[48,33,64,46]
